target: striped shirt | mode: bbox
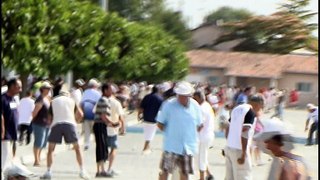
[94,96,111,123]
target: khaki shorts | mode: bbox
[160,151,194,175]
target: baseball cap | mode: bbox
[75,79,85,86]
[40,81,52,89]
[306,103,316,110]
[174,81,194,96]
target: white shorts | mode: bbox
[198,140,213,171]
[143,122,157,141]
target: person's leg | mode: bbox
[1,141,11,171]
[159,171,169,180]
[198,142,206,180]
[47,143,56,172]
[83,120,91,149]
[26,124,33,145]
[93,123,108,174]
[32,124,42,165]
[107,148,116,172]
[307,123,316,145]
[18,125,24,143]
[143,123,151,151]
[224,147,234,180]
[179,172,189,180]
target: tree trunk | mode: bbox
[20,72,29,97]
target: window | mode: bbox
[296,82,312,92]
[208,76,219,85]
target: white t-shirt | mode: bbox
[227,104,256,150]
[71,88,82,106]
[199,101,215,142]
[308,107,318,123]
[17,97,35,125]
[51,95,77,127]
[107,96,124,136]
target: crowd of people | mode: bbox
[1,75,318,180]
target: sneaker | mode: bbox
[142,149,152,155]
[109,169,120,176]
[40,172,52,179]
[79,171,90,180]
[206,175,214,180]
[305,143,313,146]
[102,171,113,178]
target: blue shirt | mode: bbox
[1,93,19,140]
[236,93,248,105]
[140,93,163,123]
[156,97,202,155]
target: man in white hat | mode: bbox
[304,103,318,146]
[254,119,311,180]
[80,78,101,150]
[156,81,203,180]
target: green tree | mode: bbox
[204,6,254,24]
[2,0,64,92]
[2,0,189,90]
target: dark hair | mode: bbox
[270,135,284,146]
[151,86,158,94]
[7,78,19,89]
[193,90,205,101]
[101,83,110,93]
[26,89,32,96]
[244,86,252,93]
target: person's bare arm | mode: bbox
[137,108,143,121]
[75,105,84,123]
[2,115,5,140]
[32,102,43,118]
[157,122,165,131]
[305,119,310,131]
[238,126,250,164]
[225,123,229,139]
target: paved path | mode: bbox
[11,108,318,179]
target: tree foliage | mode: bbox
[214,12,311,54]
[204,6,253,24]
[107,0,191,46]
[212,1,317,54]
[2,0,189,85]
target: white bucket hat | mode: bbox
[306,103,316,110]
[174,81,194,96]
[4,162,35,179]
[88,78,100,87]
[254,118,294,152]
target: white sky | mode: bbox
[165,0,318,36]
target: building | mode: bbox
[185,49,318,106]
[190,23,242,51]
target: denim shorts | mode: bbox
[107,135,118,148]
[32,124,50,148]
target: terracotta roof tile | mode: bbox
[186,50,318,78]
